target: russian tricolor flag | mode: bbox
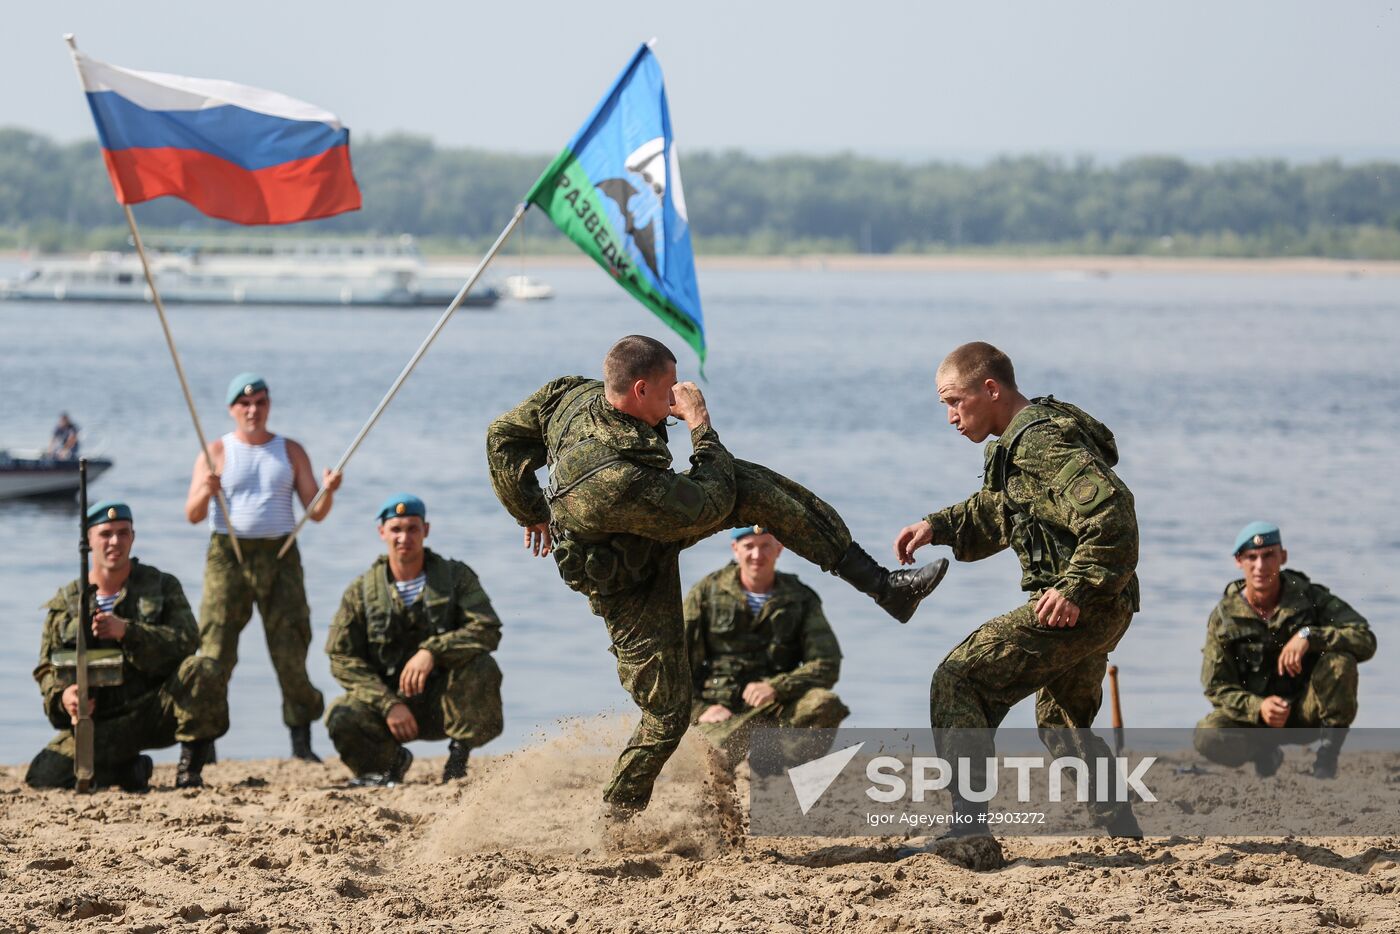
[71,48,361,225]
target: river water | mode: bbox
[2,262,1397,765]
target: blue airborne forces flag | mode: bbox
[525,42,707,366]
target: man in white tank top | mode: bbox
[183,372,342,761]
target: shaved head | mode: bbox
[604,335,677,396]
[937,341,1017,391]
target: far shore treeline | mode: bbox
[3,127,1400,259]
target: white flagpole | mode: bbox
[275,202,529,558]
[123,206,245,564]
[63,35,243,563]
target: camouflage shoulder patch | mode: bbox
[1060,463,1115,516]
[660,475,706,522]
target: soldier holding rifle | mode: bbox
[27,497,227,791]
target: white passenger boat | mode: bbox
[502,274,555,301]
[0,450,112,500]
[0,235,500,308]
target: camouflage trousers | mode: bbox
[578,459,854,809]
[692,688,850,767]
[199,533,324,727]
[930,591,1135,825]
[324,653,504,776]
[1193,652,1359,767]
[25,656,228,789]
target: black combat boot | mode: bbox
[1253,744,1284,778]
[442,740,471,783]
[176,739,213,789]
[1312,728,1347,780]
[1103,806,1144,839]
[348,746,414,788]
[833,542,949,624]
[290,724,321,763]
[116,754,154,793]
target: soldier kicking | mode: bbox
[487,335,948,820]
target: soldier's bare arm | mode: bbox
[183,439,224,524]
[894,520,934,565]
[286,440,339,522]
[670,381,711,429]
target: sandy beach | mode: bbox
[4,721,1398,934]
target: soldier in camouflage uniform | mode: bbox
[27,501,227,791]
[686,527,849,768]
[325,494,503,786]
[1195,522,1375,779]
[184,373,342,761]
[486,336,948,815]
[894,342,1142,839]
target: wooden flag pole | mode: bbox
[1108,664,1124,757]
[123,205,244,564]
[275,202,530,558]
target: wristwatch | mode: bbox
[1295,626,1312,644]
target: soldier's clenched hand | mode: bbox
[523,522,552,557]
[386,702,419,742]
[1259,696,1290,728]
[399,649,435,697]
[1277,633,1310,677]
[61,684,95,722]
[894,520,934,565]
[698,704,733,724]
[742,681,778,708]
[92,611,128,641]
[670,382,711,428]
[1035,588,1081,628]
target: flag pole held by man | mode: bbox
[64,36,361,572]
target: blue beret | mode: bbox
[1233,521,1281,555]
[731,525,767,541]
[377,493,426,522]
[86,500,133,527]
[226,372,269,406]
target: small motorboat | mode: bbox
[0,450,113,499]
[502,275,555,301]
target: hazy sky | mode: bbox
[4,1,1398,161]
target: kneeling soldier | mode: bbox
[27,501,227,791]
[686,526,849,767]
[1195,522,1376,779]
[325,494,503,785]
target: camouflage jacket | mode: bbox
[485,376,736,542]
[33,559,198,729]
[924,397,1139,608]
[326,549,501,717]
[684,563,841,710]
[1201,569,1375,723]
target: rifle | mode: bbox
[74,459,95,792]
[1107,664,1124,757]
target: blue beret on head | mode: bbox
[86,500,133,527]
[225,372,269,406]
[731,525,767,541]
[377,493,426,522]
[1233,521,1281,556]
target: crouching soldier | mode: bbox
[685,526,849,768]
[325,494,504,786]
[1195,522,1376,779]
[27,501,227,791]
